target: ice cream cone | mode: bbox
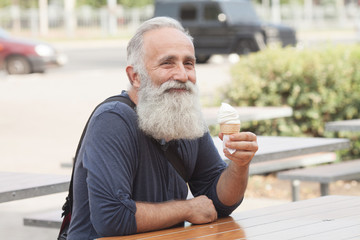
[220,123,241,135]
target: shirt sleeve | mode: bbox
[82,102,139,236]
[188,133,243,217]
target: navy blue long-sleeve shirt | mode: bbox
[67,92,242,239]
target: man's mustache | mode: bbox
[160,80,193,94]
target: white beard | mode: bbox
[136,75,208,141]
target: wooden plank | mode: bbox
[325,119,360,132]
[98,218,238,240]
[234,195,358,221]
[240,200,360,233]
[232,197,359,230]
[277,159,360,183]
[189,226,247,240]
[246,207,360,239]
[294,225,360,240]
[249,152,336,175]
[24,210,62,228]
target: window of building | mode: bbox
[204,4,221,21]
[180,5,197,20]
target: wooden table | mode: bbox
[98,195,360,240]
[202,106,293,125]
[212,136,350,163]
[325,119,360,132]
[0,172,70,203]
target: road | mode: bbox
[55,45,127,72]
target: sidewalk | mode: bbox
[0,193,66,240]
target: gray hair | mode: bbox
[127,17,193,74]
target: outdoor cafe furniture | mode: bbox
[97,195,360,240]
[278,159,360,201]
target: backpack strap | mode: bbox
[164,143,189,182]
[61,95,135,218]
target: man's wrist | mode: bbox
[228,161,249,177]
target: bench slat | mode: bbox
[277,159,360,183]
[24,210,62,228]
[249,152,336,175]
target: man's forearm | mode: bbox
[135,196,217,233]
[216,161,249,206]
[135,200,188,233]
[216,132,257,207]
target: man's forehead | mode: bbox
[143,27,193,46]
[143,27,195,60]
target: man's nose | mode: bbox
[173,64,188,83]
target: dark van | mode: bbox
[154,0,297,63]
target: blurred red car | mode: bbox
[0,28,67,74]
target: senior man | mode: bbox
[67,17,258,239]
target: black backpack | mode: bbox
[57,95,187,240]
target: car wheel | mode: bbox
[5,56,32,74]
[196,55,211,64]
[254,32,266,51]
[236,40,252,55]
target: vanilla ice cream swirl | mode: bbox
[217,103,240,124]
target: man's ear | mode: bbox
[126,66,141,88]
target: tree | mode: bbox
[77,0,107,8]
[119,0,153,7]
[0,0,38,8]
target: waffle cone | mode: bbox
[220,123,241,135]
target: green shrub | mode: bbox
[219,44,360,159]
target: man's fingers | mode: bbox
[229,132,257,141]
[225,140,258,151]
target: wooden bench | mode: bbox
[248,152,336,175]
[277,159,360,201]
[24,209,62,229]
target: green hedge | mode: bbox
[218,44,360,159]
